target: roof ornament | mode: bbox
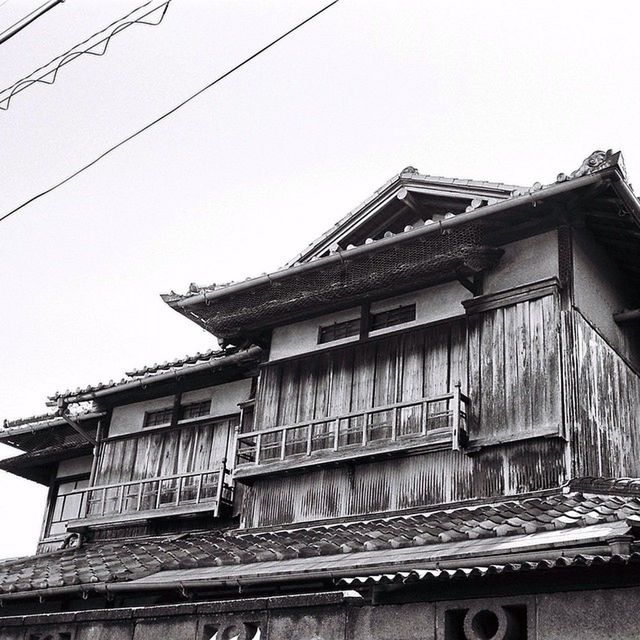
[400,166,419,174]
[559,149,626,183]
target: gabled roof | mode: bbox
[163,149,640,340]
[286,166,523,266]
[0,480,639,600]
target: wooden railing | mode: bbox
[235,387,469,469]
[67,465,231,522]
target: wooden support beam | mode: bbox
[59,411,97,446]
[614,308,640,323]
[396,187,422,215]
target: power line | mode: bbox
[0,0,339,225]
[0,0,170,110]
[0,0,63,45]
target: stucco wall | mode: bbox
[572,226,637,363]
[484,230,559,294]
[55,455,92,479]
[5,586,640,640]
[109,379,252,437]
[269,281,471,361]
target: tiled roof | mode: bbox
[166,150,627,303]
[1,486,639,598]
[47,346,261,404]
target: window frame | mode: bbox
[317,317,360,344]
[45,473,90,538]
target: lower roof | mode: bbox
[0,478,639,601]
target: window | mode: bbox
[47,476,89,537]
[143,407,173,428]
[370,304,416,331]
[179,400,211,420]
[318,318,360,344]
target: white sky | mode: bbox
[1,0,639,558]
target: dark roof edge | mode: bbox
[48,346,263,405]
[167,168,624,312]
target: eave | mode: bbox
[164,167,633,341]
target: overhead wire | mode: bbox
[0,0,340,225]
[0,0,65,46]
[0,0,170,110]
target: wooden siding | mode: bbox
[565,309,640,478]
[241,439,567,528]
[256,320,468,431]
[467,292,562,439]
[94,417,238,486]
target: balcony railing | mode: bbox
[66,465,232,529]
[235,387,469,477]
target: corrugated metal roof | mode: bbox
[337,553,640,586]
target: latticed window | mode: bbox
[179,400,211,420]
[143,407,173,428]
[318,318,360,344]
[370,303,416,331]
[47,476,89,536]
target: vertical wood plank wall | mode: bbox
[244,301,567,528]
[565,309,640,478]
[94,417,238,486]
[256,320,467,430]
[467,293,562,438]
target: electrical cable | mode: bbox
[0,0,51,40]
[0,0,64,46]
[0,0,169,109]
[0,0,339,225]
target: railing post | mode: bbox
[422,401,429,435]
[155,481,163,509]
[136,482,144,511]
[100,489,107,517]
[117,485,124,515]
[306,424,312,456]
[280,428,287,460]
[333,419,340,451]
[215,465,225,515]
[362,412,369,447]
[452,383,461,451]
[392,408,398,441]
[255,433,262,465]
[195,474,203,504]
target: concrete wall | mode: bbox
[109,379,252,437]
[269,281,471,361]
[5,586,640,639]
[484,230,559,294]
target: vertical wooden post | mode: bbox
[195,474,203,505]
[452,383,461,451]
[116,485,124,514]
[333,419,340,451]
[280,428,287,460]
[362,412,369,447]
[392,408,399,441]
[137,482,144,511]
[306,425,313,456]
[255,433,262,465]
[215,465,226,514]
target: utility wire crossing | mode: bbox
[0,0,339,226]
[0,0,172,111]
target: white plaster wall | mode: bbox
[56,455,93,478]
[368,281,471,338]
[109,379,252,437]
[483,230,559,294]
[269,282,472,361]
[269,307,361,361]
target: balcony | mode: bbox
[66,465,232,530]
[234,388,469,480]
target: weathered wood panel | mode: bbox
[467,293,562,438]
[242,438,567,528]
[566,309,640,478]
[255,321,467,431]
[94,417,238,486]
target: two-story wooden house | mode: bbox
[1,150,639,639]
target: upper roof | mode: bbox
[162,149,640,340]
[0,478,638,600]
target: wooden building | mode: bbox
[0,149,639,639]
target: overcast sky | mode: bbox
[1,0,640,558]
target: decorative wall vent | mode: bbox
[444,603,527,640]
[204,621,261,640]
